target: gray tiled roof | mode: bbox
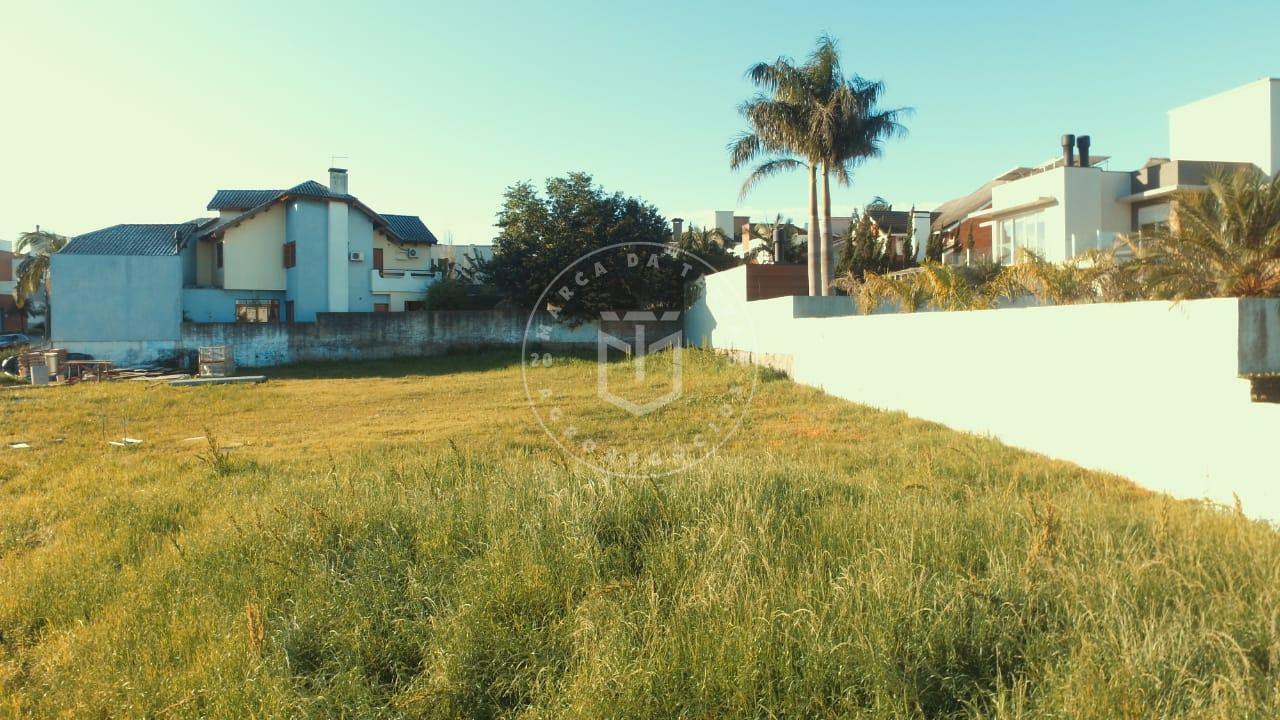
[207,189,281,211]
[383,214,438,244]
[61,221,209,256]
[932,168,1035,232]
[201,179,430,245]
[285,180,345,198]
[206,181,348,210]
[866,209,911,235]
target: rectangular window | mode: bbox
[997,213,1047,264]
[373,303,390,313]
[283,242,297,268]
[373,247,384,273]
[285,300,295,323]
[998,220,1014,264]
[235,300,280,323]
[216,242,224,269]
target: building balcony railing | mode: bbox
[370,268,439,294]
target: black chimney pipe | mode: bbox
[1076,135,1091,168]
[1061,134,1076,167]
[773,227,786,263]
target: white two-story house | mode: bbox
[971,78,1276,264]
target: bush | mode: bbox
[425,277,471,310]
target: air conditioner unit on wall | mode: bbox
[348,251,364,262]
[406,247,419,258]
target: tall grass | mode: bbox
[0,351,1277,718]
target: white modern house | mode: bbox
[971,78,1277,264]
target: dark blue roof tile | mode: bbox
[202,179,432,245]
[383,214,438,244]
[61,221,209,256]
[207,189,281,211]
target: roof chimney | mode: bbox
[672,217,684,243]
[1061,134,1076,168]
[328,167,348,195]
[1076,135,1091,168]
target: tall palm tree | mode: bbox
[14,229,67,332]
[729,57,821,293]
[806,37,909,294]
[731,36,908,296]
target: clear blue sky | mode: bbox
[2,0,1277,245]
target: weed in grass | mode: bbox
[198,427,233,475]
[246,595,265,658]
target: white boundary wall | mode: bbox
[687,266,1280,523]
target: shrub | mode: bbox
[425,277,470,310]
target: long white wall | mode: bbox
[687,267,1280,523]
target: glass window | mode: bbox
[998,220,1014,264]
[997,212,1048,263]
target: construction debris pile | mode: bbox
[3,344,267,388]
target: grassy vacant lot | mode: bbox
[1,350,1278,718]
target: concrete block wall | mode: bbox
[171,310,680,368]
[687,268,1280,524]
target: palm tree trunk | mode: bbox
[43,268,51,340]
[807,163,819,296]
[819,164,832,296]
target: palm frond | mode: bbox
[739,158,805,200]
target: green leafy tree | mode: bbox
[485,173,696,324]
[834,211,883,281]
[925,230,944,262]
[425,276,470,310]
[897,205,919,270]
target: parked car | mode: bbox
[0,333,32,351]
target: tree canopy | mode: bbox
[486,173,733,324]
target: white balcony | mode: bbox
[370,268,438,294]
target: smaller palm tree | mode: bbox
[993,249,1097,305]
[1134,168,1280,299]
[916,263,993,311]
[15,228,67,312]
[852,270,929,314]
[743,214,803,263]
[676,226,738,271]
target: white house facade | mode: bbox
[975,79,1277,264]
